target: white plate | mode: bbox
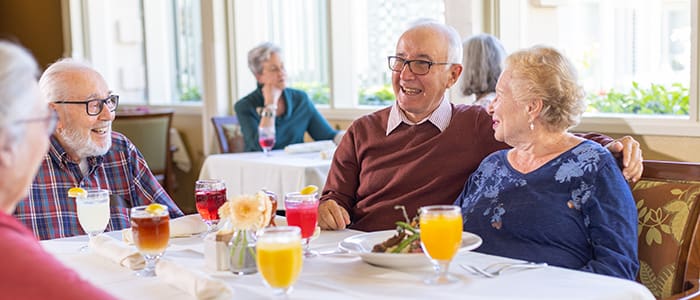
[338,230,482,269]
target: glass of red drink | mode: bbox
[130,204,170,277]
[258,126,275,156]
[195,179,227,234]
[284,192,319,258]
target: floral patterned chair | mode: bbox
[211,116,245,153]
[633,160,700,299]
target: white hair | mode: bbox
[0,41,40,143]
[39,58,96,103]
[404,19,463,64]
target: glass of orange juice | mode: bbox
[419,205,463,285]
[256,226,303,297]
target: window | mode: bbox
[497,0,699,136]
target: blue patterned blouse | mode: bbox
[454,140,639,280]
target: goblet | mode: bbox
[419,205,463,285]
[76,189,110,251]
[256,226,303,297]
[284,192,319,258]
[194,179,227,234]
[131,204,170,277]
[258,126,276,156]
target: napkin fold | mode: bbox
[284,140,336,153]
[122,214,207,244]
[89,234,145,270]
[156,259,234,300]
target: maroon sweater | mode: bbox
[321,104,613,232]
[321,104,508,231]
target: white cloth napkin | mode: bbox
[89,234,145,270]
[284,140,336,153]
[156,259,234,300]
[122,214,207,244]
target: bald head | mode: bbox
[39,59,106,103]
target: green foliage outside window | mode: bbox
[358,84,395,106]
[179,86,202,101]
[291,82,330,105]
[585,82,689,115]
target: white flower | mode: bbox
[219,191,272,231]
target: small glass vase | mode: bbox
[228,228,258,275]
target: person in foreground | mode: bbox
[13,58,184,240]
[454,46,639,280]
[0,40,116,299]
[318,20,643,232]
[455,33,506,107]
[235,42,342,152]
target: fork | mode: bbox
[460,262,548,278]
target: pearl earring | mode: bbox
[529,122,534,131]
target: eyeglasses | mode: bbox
[54,94,119,116]
[387,56,453,75]
[14,110,58,135]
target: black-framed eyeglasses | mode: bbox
[14,110,59,135]
[54,94,119,116]
[387,56,453,75]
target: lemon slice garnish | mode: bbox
[145,203,167,215]
[300,185,318,195]
[68,187,87,198]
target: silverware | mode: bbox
[460,262,548,278]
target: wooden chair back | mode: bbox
[633,160,700,299]
[211,116,244,153]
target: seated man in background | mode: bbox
[318,20,643,232]
[235,42,343,152]
[0,40,116,299]
[14,58,183,240]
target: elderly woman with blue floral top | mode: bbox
[453,46,639,280]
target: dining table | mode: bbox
[198,150,332,208]
[41,216,655,300]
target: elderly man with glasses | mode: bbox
[14,58,183,240]
[319,19,644,232]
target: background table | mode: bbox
[199,150,331,207]
[41,218,655,300]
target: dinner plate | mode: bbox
[338,230,482,269]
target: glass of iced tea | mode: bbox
[284,192,319,258]
[256,226,303,297]
[419,205,463,285]
[130,204,170,277]
[195,179,227,233]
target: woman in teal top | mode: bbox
[234,42,338,152]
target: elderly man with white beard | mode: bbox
[14,59,183,240]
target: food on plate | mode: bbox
[371,206,423,254]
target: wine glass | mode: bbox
[284,192,319,258]
[76,189,110,251]
[130,205,170,277]
[258,126,276,156]
[256,226,303,297]
[419,205,463,285]
[194,179,227,234]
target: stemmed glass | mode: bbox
[256,226,303,298]
[76,189,110,252]
[258,126,276,156]
[284,192,319,258]
[419,205,463,285]
[130,204,170,277]
[194,179,227,234]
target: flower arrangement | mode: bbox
[216,191,274,275]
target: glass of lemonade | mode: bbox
[256,226,303,297]
[76,189,110,251]
[194,179,227,233]
[284,192,319,257]
[130,204,170,277]
[419,205,463,285]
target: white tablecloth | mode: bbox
[41,219,654,300]
[198,150,331,206]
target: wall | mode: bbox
[0,0,64,68]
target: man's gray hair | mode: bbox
[0,40,40,143]
[247,42,282,75]
[461,34,506,97]
[405,19,463,64]
[39,58,95,103]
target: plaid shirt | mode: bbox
[14,132,184,240]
